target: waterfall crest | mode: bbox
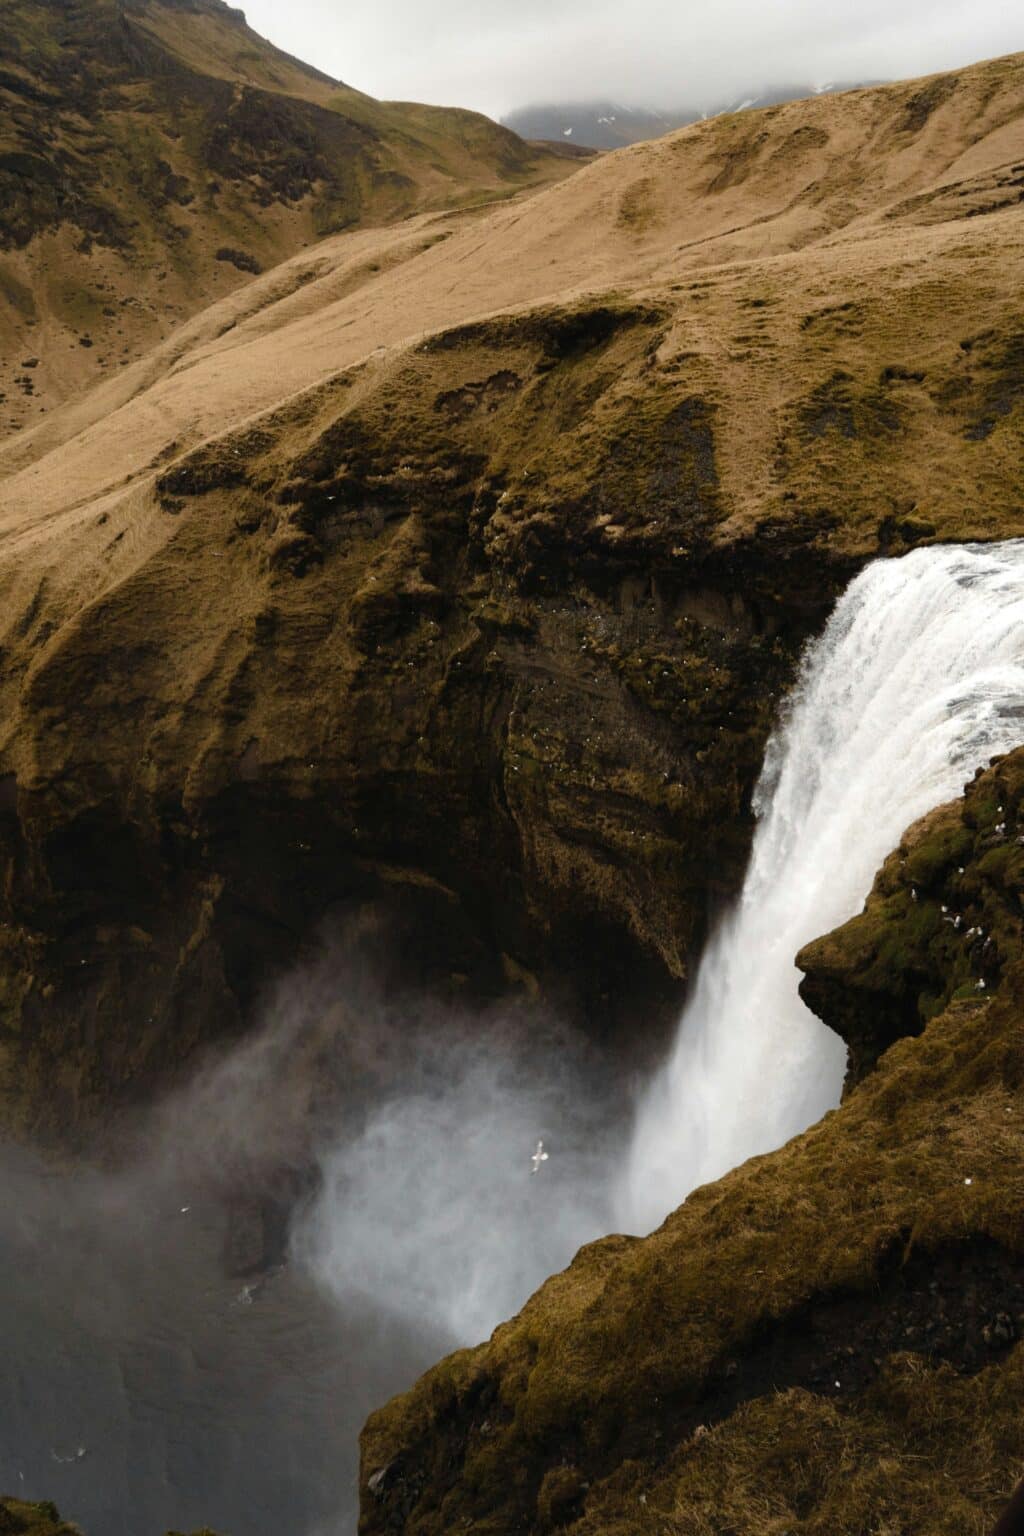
[618,540,1024,1235]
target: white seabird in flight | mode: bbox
[531,1140,550,1176]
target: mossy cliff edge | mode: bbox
[359,751,1024,1535]
[800,752,1024,1088]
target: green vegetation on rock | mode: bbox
[0,1502,76,1536]
[0,1496,222,1536]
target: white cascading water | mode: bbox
[618,539,1024,1235]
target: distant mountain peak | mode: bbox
[502,79,882,150]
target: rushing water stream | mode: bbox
[4,541,1024,1534]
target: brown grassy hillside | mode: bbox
[0,0,576,433]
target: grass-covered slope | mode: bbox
[2,56,1024,1137]
[359,750,1024,1535]
[0,0,573,433]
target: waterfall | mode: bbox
[299,540,1024,1355]
[618,540,1024,1235]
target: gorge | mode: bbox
[4,541,1024,1536]
[2,11,1024,1534]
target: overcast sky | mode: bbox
[239,0,1021,119]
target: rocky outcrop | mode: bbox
[800,750,1024,1086]
[358,754,1024,1535]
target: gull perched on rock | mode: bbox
[531,1140,550,1176]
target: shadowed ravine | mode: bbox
[4,542,1024,1536]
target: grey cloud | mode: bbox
[242,0,1021,118]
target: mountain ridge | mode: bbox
[501,79,882,149]
[0,0,574,433]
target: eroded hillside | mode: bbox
[1,54,1024,1137]
[0,0,574,432]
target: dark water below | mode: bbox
[0,933,625,1536]
[0,1147,449,1536]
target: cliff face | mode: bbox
[0,296,819,1135]
[358,751,1024,1535]
[2,54,1024,1137]
[0,0,572,433]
